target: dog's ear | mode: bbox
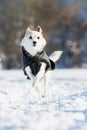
[26,27,30,33]
[36,25,42,33]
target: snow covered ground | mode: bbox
[0,69,87,130]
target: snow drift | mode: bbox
[0,69,87,130]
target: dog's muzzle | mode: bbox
[33,41,37,46]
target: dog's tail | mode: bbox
[49,51,63,62]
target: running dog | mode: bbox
[21,25,62,97]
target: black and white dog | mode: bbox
[21,25,62,97]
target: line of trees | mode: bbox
[0,0,87,69]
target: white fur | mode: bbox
[49,51,63,62]
[25,66,35,80]
[21,27,63,97]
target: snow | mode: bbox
[0,69,87,130]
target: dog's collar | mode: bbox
[22,47,44,58]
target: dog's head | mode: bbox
[21,25,46,56]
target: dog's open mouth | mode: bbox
[33,44,36,47]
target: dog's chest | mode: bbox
[26,56,41,76]
[23,53,41,76]
[22,47,55,78]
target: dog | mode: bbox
[21,25,62,97]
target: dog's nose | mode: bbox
[33,41,37,45]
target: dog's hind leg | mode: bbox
[42,71,51,98]
[33,75,46,98]
[34,73,48,98]
[42,74,47,98]
[49,51,63,63]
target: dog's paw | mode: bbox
[42,92,47,98]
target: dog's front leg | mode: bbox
[25,66,34,80]
[33,63,46,88]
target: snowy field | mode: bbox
[0,69,87,130]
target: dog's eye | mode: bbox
[29,36,32,39]
[37,36,40,39]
